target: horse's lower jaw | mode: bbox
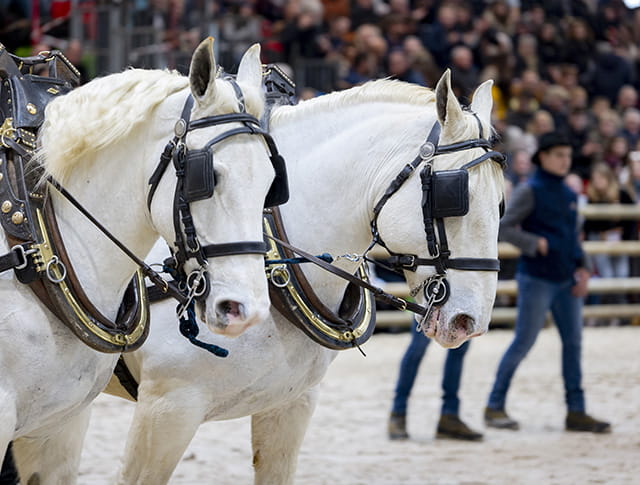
[423,309,480,348]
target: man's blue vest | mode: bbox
[518,169,584,282]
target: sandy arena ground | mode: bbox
[79,325,639,484]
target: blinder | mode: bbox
[183,148,215,202]
[177,119,288,207]
[430,169,469,219]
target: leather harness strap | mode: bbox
[265,207,376,350]
[264,219,427,317]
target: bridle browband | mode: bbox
[146,91,287,301]
[368,114,506,322]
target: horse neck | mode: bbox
[273,101,431,307]
[50,123,160,317]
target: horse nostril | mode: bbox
[452,313,475,336]
[216,300,245,321]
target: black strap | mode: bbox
[0,246,25,273]
[202,241,267,258]
[113,356,139,400]
[264,233,427,316]
[385,254,500,272]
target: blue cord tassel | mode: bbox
[178,302,229,357]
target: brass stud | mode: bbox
[1,200,12,213]
[26,103,37,115]
[11,211,24,224]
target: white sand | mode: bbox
[79,325,640,484]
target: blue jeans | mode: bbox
[487,272,585,412]
[392,319,470,416]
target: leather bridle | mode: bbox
[147,89,288,302]
[368,115,506,325]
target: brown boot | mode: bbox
[565,412,611,433]
[484,407,519,430]
[388,413,409,440]
[436,414,483,441]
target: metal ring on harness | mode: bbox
[45,255,67,283]
[424,277,450,305]
[10,245,35,270]
[186,268,208,298]
[269,264,291,288]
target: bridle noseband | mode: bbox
[369,114,506,322]
[147,88,288,302]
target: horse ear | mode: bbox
[236,43,262,89]
[189,37,217,103]
[435,69,463,129]
[470,79,494,128]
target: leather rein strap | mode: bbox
[46,177,188,305]
[264,232,427,316]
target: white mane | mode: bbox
[272,79,436,127]
[271,78,501,187]
[37,69,188,182]
[37,68,266,183]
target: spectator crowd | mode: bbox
[3,0,640,310]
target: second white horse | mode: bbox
[112,70,505,484]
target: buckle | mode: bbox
[11,244,34,270]
[400,255,416,269]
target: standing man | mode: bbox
[484,132,610,433]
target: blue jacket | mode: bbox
[499,168,586,282]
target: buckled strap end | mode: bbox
[0,244,30,273]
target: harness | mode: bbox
[0,45,290,353]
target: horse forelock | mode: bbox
[37,68,189,183]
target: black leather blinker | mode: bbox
[265,153,289,207]
[183,149,215,202]
[431,169,469,218]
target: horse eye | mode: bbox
[499,199,505,218]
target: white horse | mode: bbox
[109,70,505,484]
[0,39,276,483]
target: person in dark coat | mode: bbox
[484,132,611,434]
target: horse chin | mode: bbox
[422,308,484,348]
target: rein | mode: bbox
[46,177,188,305]
[265,233,427,316]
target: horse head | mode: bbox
[147,38,280,337]
[376,70,505,347]
[38,38,279,338]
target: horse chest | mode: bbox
[202,330,335,420]
[0,284,117,434]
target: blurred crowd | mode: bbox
[3,0,640,303]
